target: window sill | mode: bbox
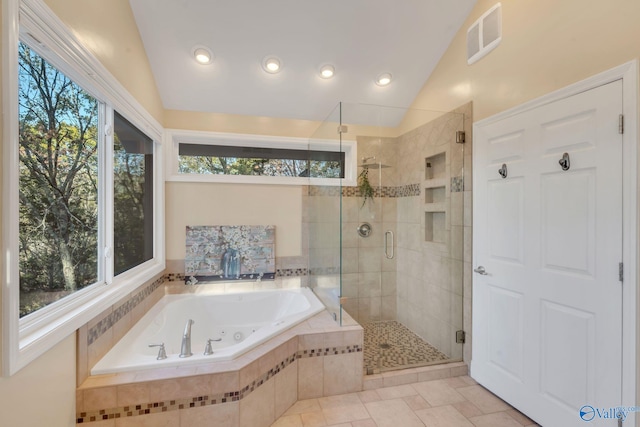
[8,260,165,376]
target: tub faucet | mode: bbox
[179,319,195,358]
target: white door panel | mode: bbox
[473,80,623,427]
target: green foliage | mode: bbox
[18,42,99,315]
[179,155,342,178]
[113,132,151,275]
[358,168,375,207]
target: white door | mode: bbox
[472,80,623,427]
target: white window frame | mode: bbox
[2,0,165,375]
[165,129,357,187]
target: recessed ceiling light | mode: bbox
[319,64,335,79]
[192,46,213,65]
[375,73,392,86]
[262,56,281,74]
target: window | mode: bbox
[113,112,154,275]
[18,42,100,316]
[166,130,356,186]
[178,144,345,178]
[3,1,164,375]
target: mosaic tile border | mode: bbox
[87,275,164,345]
[298,345,362,358]
[276,268,308,277]
[451,176,464,192]
[309,183,421,198]
[76,345,362,424]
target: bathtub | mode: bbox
[91,287,326,375]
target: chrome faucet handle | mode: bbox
[204,338,222,356]
[148,343,167,360]
[179,319,196,358]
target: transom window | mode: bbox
[166,130,356,186]
[178,143,345,178]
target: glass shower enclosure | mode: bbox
[308,102,469,374]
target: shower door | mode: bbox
[340,103,467,374]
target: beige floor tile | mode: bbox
[456,385,510,414]
[364,399,425,427]
[460,375,478,386]
[301,411,327,427]
[451,400,483,418]
[413,379,467,407]
[505,408,539,426]
[318,393,361,410]
[444,376,470,389]
[375,384,418,400]
[357,389,382,403]
[351,419,378,427]
[285,399,321,415]
[272,414,304,427]
[322,403,370,425]
[414,405,475,427]
[402,394,431,411]
[324,424,352,427]
[468,411,523,427]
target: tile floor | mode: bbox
[270,375,540,427]
[363,321,449,374]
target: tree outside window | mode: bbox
[18,42,99,316]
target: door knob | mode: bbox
[474,266,489,275]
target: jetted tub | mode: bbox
[91,287,325,375]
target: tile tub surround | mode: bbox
[76,309,364,426]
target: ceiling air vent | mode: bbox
[467,2,502,65]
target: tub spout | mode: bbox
[179,319,195,358]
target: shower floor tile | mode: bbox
[364,320,449,374]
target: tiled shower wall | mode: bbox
[341,136,399,323]
[336,103,473,363]
[395,106,470,361]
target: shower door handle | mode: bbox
[385,231,394,259]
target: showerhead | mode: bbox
[359,156,391,169]
[358,163,391,169]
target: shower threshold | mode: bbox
[363,320,452,375]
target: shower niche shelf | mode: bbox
[424,153,448,244]
[424,186,446,204]
[425,152,446,180]
[425,211,446,243]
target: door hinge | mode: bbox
[619,114,624,134]
[456,330,466,344]
[456,130,466,144]
[619,262,624,282]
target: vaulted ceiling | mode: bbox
[129,0,476,124]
